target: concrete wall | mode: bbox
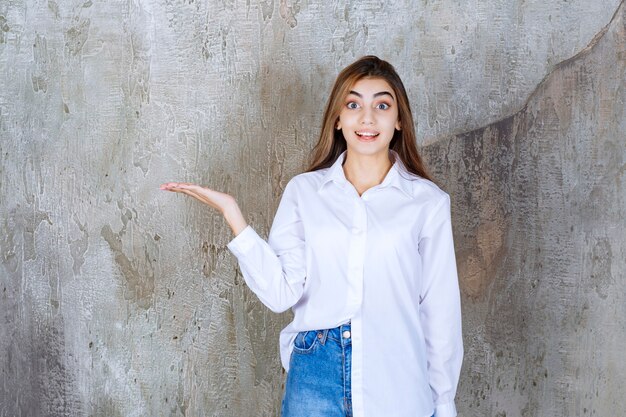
[1,0,624,416]
[423,4,626,414]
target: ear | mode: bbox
[395,120,401,131]
[336,119,342,130]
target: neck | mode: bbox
[342,149,394,194]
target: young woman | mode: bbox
[161,55,463,417]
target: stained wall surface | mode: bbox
[0,1,624,416]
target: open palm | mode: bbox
[160,181,248,236]
[160,182,235,214]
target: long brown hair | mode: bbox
[305,55,432,181]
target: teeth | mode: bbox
[357,132,378,137]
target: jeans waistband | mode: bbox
[324,320,351,343]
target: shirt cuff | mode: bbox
[226,225,258,258]
[434,401,457,417]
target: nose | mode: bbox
[359,106,374,125]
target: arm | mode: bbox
[418,194,464,417]
[223,203,248,236]
[159,178,306,313]
[226,179,306,313]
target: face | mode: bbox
[336,77,401,158]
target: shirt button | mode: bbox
[342,330,351,339]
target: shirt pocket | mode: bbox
[292,330,322,354]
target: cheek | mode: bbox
[382,114,398,128]
[390,112,401,127]
[338,112,354,127]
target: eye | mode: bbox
[376,102,390,110]
[346,101,360,109]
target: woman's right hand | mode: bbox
[160,182,248,236]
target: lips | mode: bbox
[355,131,379,141]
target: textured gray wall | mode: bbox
[1,1,624,416]
[423,4,626,414]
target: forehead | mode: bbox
[348,77,395,97]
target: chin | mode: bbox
[346,143,391,156]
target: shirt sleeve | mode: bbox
[226,178,306,313]
[418,193,464,417]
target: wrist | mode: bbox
[222,203,247,236]
[221,198,239,217]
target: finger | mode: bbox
[160,182,194,190]
[176,183,208,191]
[160,182,184,189]
[167,183,215,197]
[172,186,211,204]
[180,188,215,206]
[160,184,221,207]
[161,183,191,193]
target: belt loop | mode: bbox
[318,328,329,345]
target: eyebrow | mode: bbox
[348,90,395,101]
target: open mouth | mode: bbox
[355,131,379,140]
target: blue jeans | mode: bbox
[281,322,353,417]
[280,321,436,417]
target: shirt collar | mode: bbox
[317,149,413,198]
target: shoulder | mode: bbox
[284,169,328,193]
[402,172,449,207]
[406,177,452,231]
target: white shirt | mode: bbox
[227,149,463,417]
